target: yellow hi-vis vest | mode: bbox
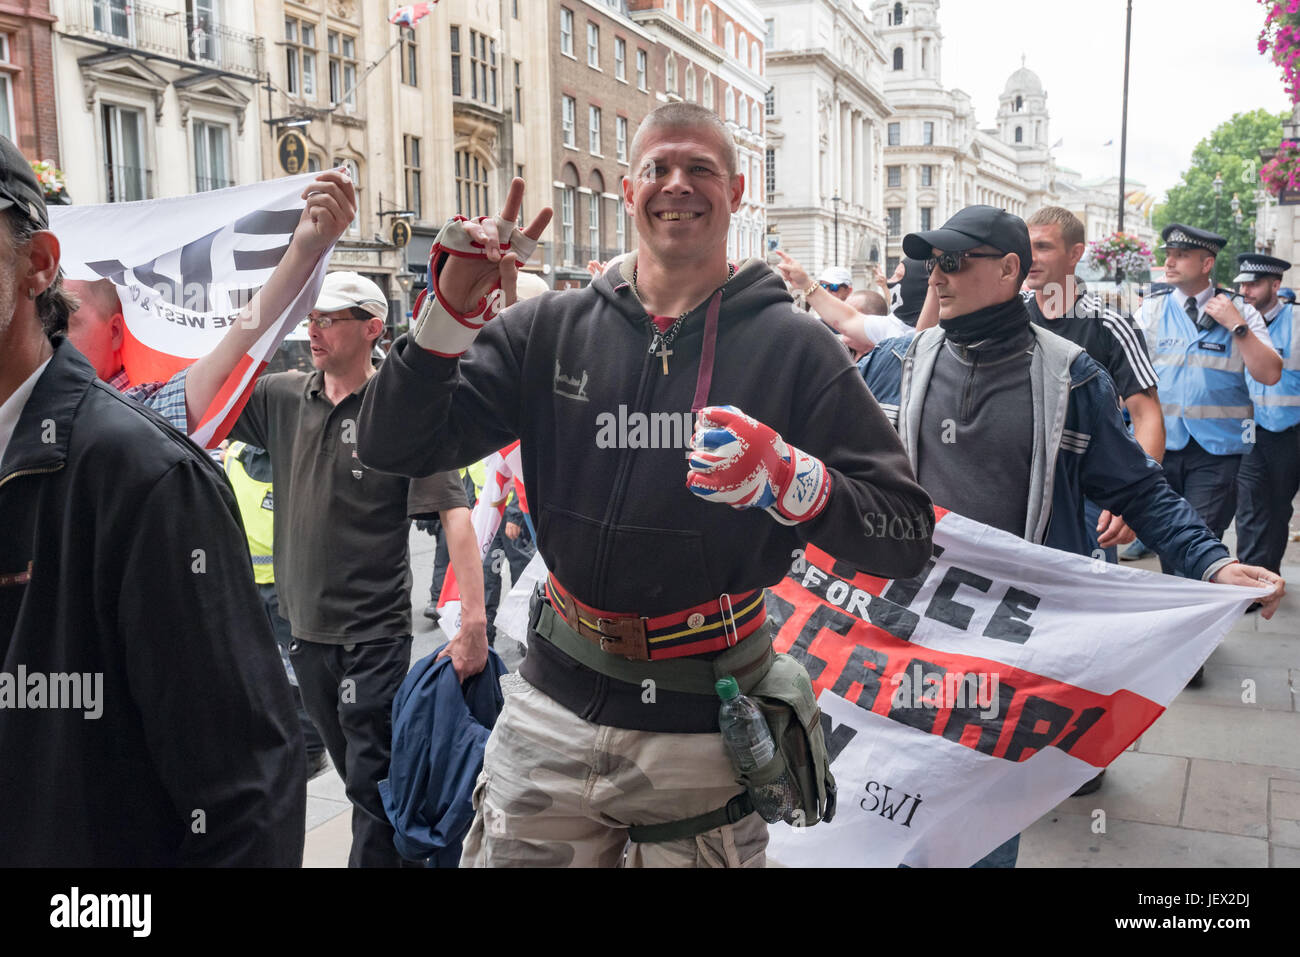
[224,441,275,585]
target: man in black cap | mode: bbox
[1232,252,1299,576]
[0,134,306,864]
[1140,226,1282,597]
[861,205,1287,865]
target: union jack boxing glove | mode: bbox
[411,214,539,357]
[686,405,832,526]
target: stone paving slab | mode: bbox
[1049,751,1187,828]
[1188,663,1294,711]
[1180,759,1300,839]
[1018,815,1268,867]
[1137,702,1300,769]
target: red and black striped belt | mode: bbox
[544,574,767,661]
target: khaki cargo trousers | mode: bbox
[460,674,768,867]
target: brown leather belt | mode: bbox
[544,574,767,662]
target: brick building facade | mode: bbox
[1,0,59,166]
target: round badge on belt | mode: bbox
[687,612,706,629]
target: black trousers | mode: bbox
[1159,438,1242,576]
[258,583,325,763]
[1235,424,1300,573]
[291,635,412,867]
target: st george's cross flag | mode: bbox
[50,171,333,447]
[763,507,1268,867]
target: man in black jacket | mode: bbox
[358,103,933,867]
[0,135,305,866]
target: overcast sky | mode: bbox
[894,0,1291,200]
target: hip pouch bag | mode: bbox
[736,653,838,829]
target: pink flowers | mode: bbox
[1259,0,1300,102]
[1083,233,1153,278]
[1261,140,1300,196]
[30,160,66,199]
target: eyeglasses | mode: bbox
[819,282,847,292]
[307,312,369,330]
[924,251,1007,275]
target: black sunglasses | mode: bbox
[924,251,1007,275]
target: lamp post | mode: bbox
[394,270,415,336]
[1212,172,1224,233]
[832,191,841,265]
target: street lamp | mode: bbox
[1212,172,1223,233]
[831,191,841,265]
[394,270,415,332]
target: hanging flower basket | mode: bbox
[1261,139,1300,197]
[1259,0,1300,103]
[31,159,70,206]
[1082,232,1153,280]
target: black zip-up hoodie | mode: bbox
[359,256,933,731]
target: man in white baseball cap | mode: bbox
[313,270,389,320]
[816,265,854,301]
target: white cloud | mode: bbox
[929,0,1290,200]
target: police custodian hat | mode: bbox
[1233,253,1291,284]
[1160,223,1226,253]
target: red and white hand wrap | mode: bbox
[686,405,832,526]
[411,214,539,357]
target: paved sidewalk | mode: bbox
[304,523,1300,867]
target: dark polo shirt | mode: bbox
[231,369,466,645]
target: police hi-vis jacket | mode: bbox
[860,325,1234,581]
[1141,288,1258,456]
[1248,300,1300,433]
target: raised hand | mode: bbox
[438,177,551,314]
[294,170,357,258]
[773,249,811,291]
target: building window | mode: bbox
[1015,125,1023,143]
[920,207,932,231]
[752,102,760,132]
[455,150,490,219]
[887,207,901,237]
[886,165,901,188]
[193,120,231,192]
[450,26,461,96]
[765,87,774,115]
[588,193,601,257]
[685,65,695,102]
[666,52,676,94]
[400,26,417,86]
[739,34,748,69]
[752,41,761,72]
[332,156,361,234]
[701,6,712,39]
[1015,95,1022,112]
[562,95,576,147]
[616,115,628,163]
[284,18,317,98]
[636,49,648,91]
[513,0,518,16]
[614,37,626,80]
[561,187,575,264]
[404,135,422,219]
[102,103,148,202]
[888,122,900,146]
[511,60,522,116]
[892,47,903,70]
[765,18,775,47]
[683,0,694,29]
[469,30,498,106]
[921,165,933,187]
[587,22,599,68]
[560,8,574,56]
[589,105,601,154]
[0,36,11,141]
[923,121,934,145]
[724,86,734,122]
[725,22,734,57]
[765,147,775,202]
[94,0,131,39]
[616,203,626,252]
[703,75,713,108]
[328,31,358,110]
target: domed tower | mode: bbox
[872,0,943,89]
[997,58,1049,149]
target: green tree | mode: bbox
[1153,108,1287,285]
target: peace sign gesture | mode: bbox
[439,177,552,314]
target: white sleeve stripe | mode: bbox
[1100,311,1159,389]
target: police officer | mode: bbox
[1143,225,1282,682]
[1233,253,1299,577]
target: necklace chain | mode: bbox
[633,263,735,354]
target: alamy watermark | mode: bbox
[0,666,103,719]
